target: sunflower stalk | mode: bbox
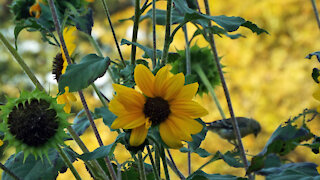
[48,1,117,179]
[161,0,173,65]
[0,32,45,92]
[100,0,125,66]
[56,145,82,180]
[137,151,147,180]
[131,0,141,65]
[147,146,161,180]
[195,65,226,119]
[160,146,170,180]
[203,0,250,177]
[311,0,320,29]
[152,0,157,68]
[166,149,186,180]
[0,162,20,180]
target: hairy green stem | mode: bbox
[183,26,191,75]
[166,150,186,180]
[195,65,226,119]
[203,0,250,176]
[138,152,147,180]
[0,162,20,180]
[131,0,141,65]
[311,0,320,29]
[56,145,82,180]
[152,0,157,68]
[160,146,170,180]
[100,0,125,66]
[0,32,45,92]
[146,146,161,180]
[161,0,173,65]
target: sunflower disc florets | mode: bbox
[0,89,70,160]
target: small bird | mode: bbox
[206,117,261,142]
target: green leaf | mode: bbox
[14,19,41,49]
[187,118,207,151]
[220,151,244,168]
[179,147,211,158]
[191,26,243,41]
[257,162,320,179]
[2,147,78,180]
[306,51,320,63]
[58,54,111,93]
[95,107,117,131]
[242,21,269,35]
[187,170,247,180]
[74,8,94,35]
[140,9,185,25]
[79,133,125,161]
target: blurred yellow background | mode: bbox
[1,0,320,179]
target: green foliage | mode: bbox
[306,51,320,62]
[187,170,247,180]
[94,107,117,131]
[187,118,208,150]
[2,147,78,180]
[68,109,98,139]
[58,54,111,93]
[169,44,221,95]
[74,8,94,35]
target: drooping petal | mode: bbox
[159,121,183,148]
[166,117,193,141]
[113,84,146,111]
[65,87,76,102]
[170,100,208,118]
[169,114,203,135]
[129,124,148,146]
[175,83,199,100]
[163,73,185,101]
[154,65,170,97]
[111,112,146,129]
[134,64,155,97]
[60,27,77,69]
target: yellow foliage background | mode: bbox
[1,0,320,179]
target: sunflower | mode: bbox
[0,89,69,160]
[29,0,43,19]
[109,65,208,149]
[53,27,77,113]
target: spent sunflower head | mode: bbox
[52,27,77,113]
[0,89,70,160]
[109,65,208,149]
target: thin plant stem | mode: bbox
[161,0,173,65]
[152,0,157,68]
[131,0,141,65]
[0,32,45,92]
[138,151,147,180]
[146,146,161,180]
[154,145,161,177]
[160,146,170,180]
[183,25,191,75]
[0,162,20,180]
[203,0,250,175]
[100,0,125,66]
[56,145,82,180]
[187,144,191,175]
[195,65,226,119]
[92,84,108,107]
[311,0,320,29]
[166,149,186,180]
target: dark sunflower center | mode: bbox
[143,97,170,126]
[52,53,64,82]
[8,99,59,147]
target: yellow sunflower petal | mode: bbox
[163,73,185,101]
[134,64,155,97]
[63,99,71,113]
[0,140,3,146]
[169,114,203,135]
[166,117,193,141]
[65,87,76,102]
[108,98,127,116]
[170,100,208,118]
[111,112,146,129]
[113,84,146,111]
[60,27,77,68]
[159,121,183,149]
[129,124,148,146]
[154,65,170,96]
[175,83,199,100]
